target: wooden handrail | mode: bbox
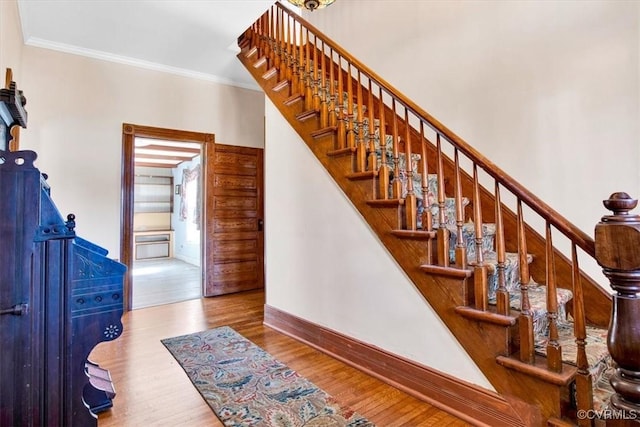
[273,2,595,257]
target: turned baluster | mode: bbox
[594,192,640,413]
[319,40,329,128]
[298,24,305,97]
[256,14,264,58]
[335,56,346,149]
[453,149,466,268]
[436,134,449,267]
[256,13,262,57]
[273,8,280,72]
[420,123,433,262]
[377,87,390,200]
[355,71,366,172]
[545,222,562,372]
[346,63,355,149]
[419,122,431,232]
[390,99,402,200]
[404,109,417,230]
[571,243,593,425]
[366,80,377,172]
[247,24,255,50]
[290,16,299,94]
[517,200,535,363]
[284,13,293,85]
[268,7,276,69]
[328,49,337,128]
[494,183,508,315]
[278,8,287,82]
[472,165,488,311]
[311,34,320,111]
[304,28,312,111]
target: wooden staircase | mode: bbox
[236,4,640,425]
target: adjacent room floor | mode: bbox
[131,258,201,309]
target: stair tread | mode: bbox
[296,108,319,121]
[496,354,577,386]
[272,79,290,92]
[390,229,436,240]
[346,170,376,180]
[454,305,516,326]
[284,93,303,106]
[367,199,404,207]
[326,147,355,157]
[311,126,337,139]
[419,264,473,279]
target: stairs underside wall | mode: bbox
[263,97,494,390]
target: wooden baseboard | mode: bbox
[264,304,528,427]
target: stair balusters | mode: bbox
[328,49,337,129]
[304,29,312,111]
[517,200,535,363]
[336,56,346,149]
[297,25,305,98]
[284,13,293,89]
[453,149,466,269]
[319,41,329,128]
[377,88,389,200]
[420,123,434,262]
[345,64,355,150]
[355,71,366,172]
[311,33,320,112]
[435,134,450,267]
[571,243,593,426]
[404,109,417,230]
[494,183,508,316]
[390,99,402,200]
[366,80,377,173]
[545,222,563,372]
[472,165,488,311]
[273,7,279,76]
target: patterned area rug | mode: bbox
[161,326,374,427]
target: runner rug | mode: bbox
[161,326,374,426]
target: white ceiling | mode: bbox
[17,0,286,90]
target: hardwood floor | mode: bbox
[92,290,469,426]
[132,258,201,309]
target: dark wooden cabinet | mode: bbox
[0,73,125,426]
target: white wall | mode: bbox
[14,45,264,257]
[0,0,23,81]
[306,0,640,281]
[264,98,493,389]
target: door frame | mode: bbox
[121,123,214,311]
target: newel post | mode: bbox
[594,192,640,412]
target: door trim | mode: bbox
[121,124,214,311]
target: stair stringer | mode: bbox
[239,52,597,424]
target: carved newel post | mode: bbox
[594,192,640,412]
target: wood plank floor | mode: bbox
[92,290,470,426]
[132,258,201,309]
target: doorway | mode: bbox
[121,124,214,311]
[132,138,202,309]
